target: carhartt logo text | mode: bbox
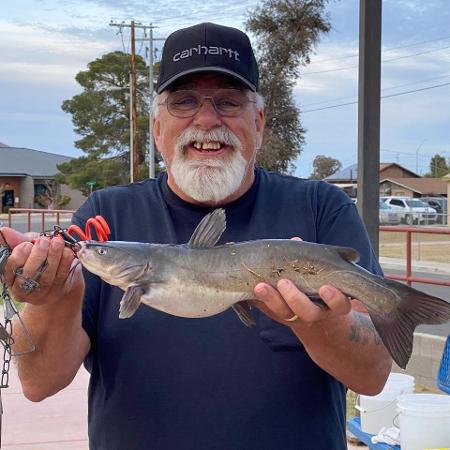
[173,45,240,62]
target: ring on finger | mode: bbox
[20,278,41,293]
[13,260,48,294]
[285,314,299,322]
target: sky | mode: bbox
[1,0,450,179]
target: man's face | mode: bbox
[153,73,265,205]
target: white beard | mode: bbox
[169,126,248,204]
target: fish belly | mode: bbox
[139,281,247,319]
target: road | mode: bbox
[0,214,72,233]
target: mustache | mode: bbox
[175,126,242,151]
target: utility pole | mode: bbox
[130,21,138,182]
[415,139,427,174]
[142,25,164,178]
[148,25,156,179]
[110,20,164,180]
[357,0,382,256]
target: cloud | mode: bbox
[0,21,115,86]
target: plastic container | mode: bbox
[398,393,450,450]
[358,372,415,435]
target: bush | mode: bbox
[54,194,71,209]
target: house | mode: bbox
[0,142,86,212]
[326,162,447,199]
[380,177,447,197]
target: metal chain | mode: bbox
[0,286,14,389]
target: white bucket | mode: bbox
[358,372,415,435]
[398,393,450,450]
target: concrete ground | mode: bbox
[1,364,368,450]
[2,366,89,450]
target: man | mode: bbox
[1,22,391,449]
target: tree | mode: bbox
[60,51,153,191]
[309,155,342,179]
[246,0,331,173]
[425,154,449,178]
[34,180,71,209]
[55,155,131,196]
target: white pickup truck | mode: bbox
[380,197,437,225]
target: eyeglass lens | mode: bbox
[166,89,252,117]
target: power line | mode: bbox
[300,72,450,108]
[302,44,450,75]
[302,81,450,113]
[311,35,450,64]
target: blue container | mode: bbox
[437,335,450,394]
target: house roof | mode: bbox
[0,146,71,178]
[326,162,419,181]
[325,163,358,180]
[379,162,419,177]
[381,177,447,196]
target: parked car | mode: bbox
[379,200,401,225]
[380,196,437,225]
[420,197,448,225]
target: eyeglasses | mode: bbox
[158,89,256,118]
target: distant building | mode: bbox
[325,162,447,198]
[380,177,447,198]
[0,142,86,212]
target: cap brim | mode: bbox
[157,66,257,93]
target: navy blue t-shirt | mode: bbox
[73,168,381,450]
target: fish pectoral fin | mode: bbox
[232,301,256,327]
[188,208,226,248]
[119,285,146,319]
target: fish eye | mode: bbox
[97,248,108,255]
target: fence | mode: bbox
[381,225,450,287]
[6,208,75,232]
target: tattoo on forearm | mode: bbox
[349,313,382,346]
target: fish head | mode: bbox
[77,240,151,287]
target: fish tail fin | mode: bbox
[369,280,450,369]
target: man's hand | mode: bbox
[253,280,352,326]
[0,227,83,306]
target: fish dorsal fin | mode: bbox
[188,208,226,248]
[336,246,360,263]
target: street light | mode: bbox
[86,181,96,195]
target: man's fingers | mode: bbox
[52,246,77,287]
[9,237,68,301]
[3,241,34,286]
[318,285,352,315]
[276,279,325,322]
[254,282,296,320]
[0,227,37,248]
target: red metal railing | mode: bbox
[7,208,75,232]
[380,225,450,287]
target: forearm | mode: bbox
[0,229,91,401]
[291,311,392,394]
[13,293,90,402]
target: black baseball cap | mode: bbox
[156,22,259,94]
